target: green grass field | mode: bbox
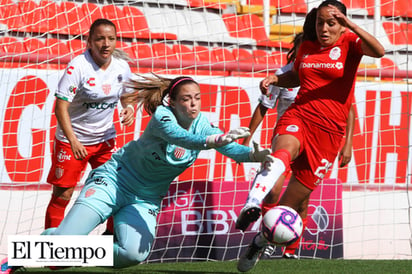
[14,259,412,274]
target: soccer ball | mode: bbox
[262,205,303,246]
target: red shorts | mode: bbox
[274,114,343,190]
[47,138,117,188]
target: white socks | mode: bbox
[245,157,286,206]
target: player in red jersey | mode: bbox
[237,0,384,271]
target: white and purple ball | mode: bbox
[262,205,303,246]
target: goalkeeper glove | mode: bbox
[249,141,271,162]
[206,127,250,148]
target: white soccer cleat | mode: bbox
[235,204,261,231]
[237,234,266,272]
[283,252,299,259]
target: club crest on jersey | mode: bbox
[286,125,299,132]
[174,147,186,159]
[85,188,96,198]
[55,167,64,179]
[117,74,123,83]
[102,84,111,95]
[329,46,341,60]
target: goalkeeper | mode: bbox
[41,75,270,268]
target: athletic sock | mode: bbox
[261,201,279,216]
[44,194,70,229]
[246,149,291,206]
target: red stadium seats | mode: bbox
[23,37,49,56]
[241,14,279,47]
[17,0,47,33]
[123,6,177,40]
[116,41,136,59]
[45,38,71,57]
[222,14,251,39]
[212,47,236,63]
[0,37,24,54]
[66,39,86,56]
[253,49,276,66]
[81,3,104,28]
[232,48,254,63]
[102,4,134,38]
[276,0,307,14]
[193,46,217,63]
[400,23,412,44]
[0,0,27,32]
[131,42,153,60]
[382,21,407,45]
[60,1,89,35]
[172,44,195,62]
[39,0,69,34]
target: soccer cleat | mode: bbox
[236,204,261,231]
[261,244,275,259]
[1,258,21,274]
[283,252,298,259]
[237,235,266,272]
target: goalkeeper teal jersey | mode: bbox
[93,105,252,205]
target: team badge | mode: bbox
[286,125,299,132]
[329,46,341,60]
[102,84,111,95]
[118,74,123,83]
[174,147,186,159]
[55,167,64,179]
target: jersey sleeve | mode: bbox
[55,58,82,102]
[150,107,209,150]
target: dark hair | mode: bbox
[318,0,347,16]
[88,18,117,39]
[303,8,318,41]
[286,32,304,64]
[123,75,199,115]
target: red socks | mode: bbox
[105,216,114,234]
[272,149,291,170]
[261,201,278,216]
[45,194,70,229]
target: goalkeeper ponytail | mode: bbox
[123,74,197,115]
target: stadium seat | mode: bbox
[241,14,279,47]
[253,49,276,66]
[379,0,411,18]
[211,47,236,63]
[102,5,135,38]
[381,57,398,69]
[399,23,412,44]
[39,0,70,35]
[81,3,105,28]
[0,37,25,54]
[237,0,277,15]
[193,46,217,63]
[116,41,136,60]
[277,0,307,14]
[382,21,407,45]
[23,37,49,58]
[232,48,254,63]
[45,38,71,57]
[60,1,89,35]
[187,0,227,10]
[17,0,48,33]
[123,6,177,40]
[0,0,27,32]
[270,50,288,66]
[66,39,86,56]
[152,43,179,62]
[172,44,195,62]
[222,14,251,39]
[131,42,153,60]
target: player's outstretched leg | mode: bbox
[237,232,268,272]
[235,204,261,231]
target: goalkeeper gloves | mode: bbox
[249,141,271,162]
[206,127,250,148]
